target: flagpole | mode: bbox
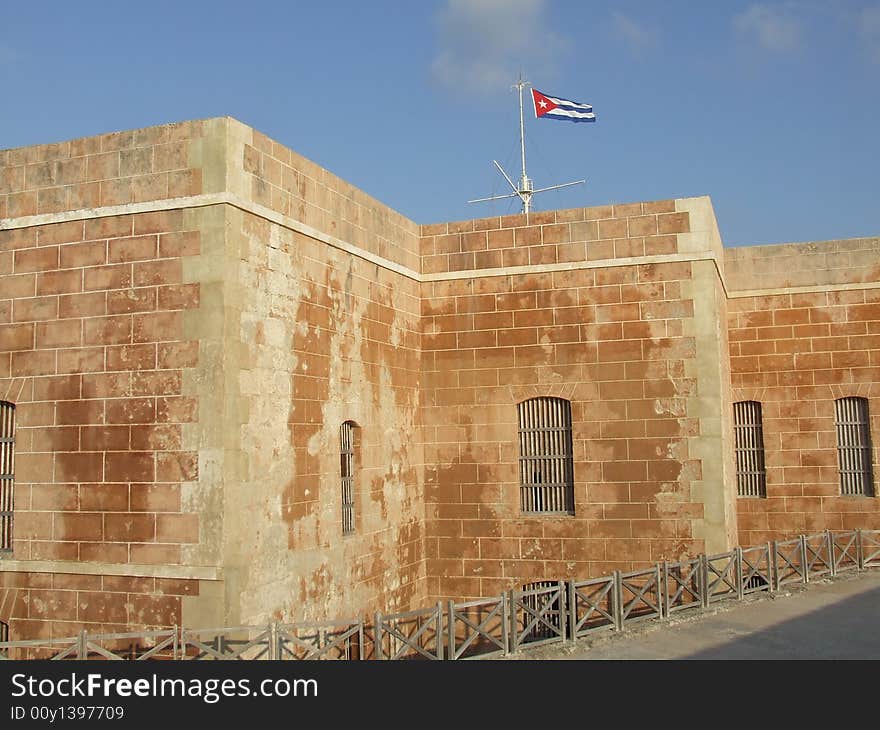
[466,74,585,214]
[516,74,532,214]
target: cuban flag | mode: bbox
[532,88,596,123]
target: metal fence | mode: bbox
[1,528,878,661]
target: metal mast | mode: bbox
[468,74,585,214]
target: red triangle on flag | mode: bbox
[531,89,558,118]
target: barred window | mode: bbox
[835,397,875,497]
[517,397,574,514]
[0,401,14,552]
[733,401,767,497]
[340,421,357,535]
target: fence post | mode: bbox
[501,593,509,657]
[735,547,744,601]
[436,601,444,660]
[567,580,576,642]
[800,534,809,584]
[857,529,864,571]
[612,571,623,631]
[826,529,836,577]
[77,630,87,660]
[269,623,277,661]
[558,582,567,642]
[653,564,662,619]
[661,563,669,619]
[509,590,518,653]
[771,540,779,591]
[446,600,455,660]
[373,612,383,660]
[700,554,709,608]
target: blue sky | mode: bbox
[1,1,878,247]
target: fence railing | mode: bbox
[1,529,878,661]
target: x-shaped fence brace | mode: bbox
[569,577,617,636]
[619,567,661,622]
[664,559,702,614]
[374,604,443,660]
[277,622,363,660]
[448,597,508,659]
[803,533,833,581]
[706,551,739,603]
[82,630,178,660]
[45,639,80,661]
[181,626,272,660]
[740,545,772,595]
[511,584,566,649]
[774,538,806,589]
[831,531,860,573]
[863,530,880,568]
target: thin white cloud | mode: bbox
[859,4,880,63]
[431,0,567,93]
[734,3,803,54]
[610,12,658,55]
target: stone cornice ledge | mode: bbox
[0,558,222,582]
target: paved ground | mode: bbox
[505,569,880,660]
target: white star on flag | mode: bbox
[531,88,596,123]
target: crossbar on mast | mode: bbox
[467,73,585,214]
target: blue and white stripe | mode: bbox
[541,93,596,123]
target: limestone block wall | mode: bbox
[0,120,229,640]
[220,205,425,624]
[224,118,421,273]
[0,117,428,641]
[0,120,208,218]
[3,114,876,641]
[419,197,735,601]
[727,238,880,544]
[0,204,209,636]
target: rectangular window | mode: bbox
[518,397,575,514]
[835,397,875,496]
[733,401,767,497]
[340,421,356,535]
[0,402,14,552]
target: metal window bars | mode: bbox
[517,397,575,514]
[0,401,14,552]
[340,421,356,535]
[834,397,875,496]
[733,400,767,497]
